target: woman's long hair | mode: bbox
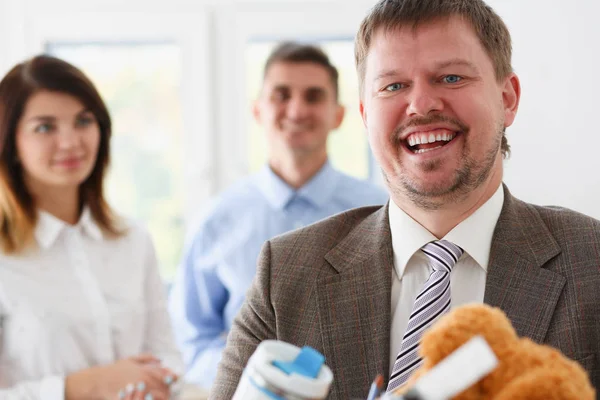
[0,55,123,253]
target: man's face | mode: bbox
[254,61,344,158]
[360,17,519,209]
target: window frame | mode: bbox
[24,8,215,235]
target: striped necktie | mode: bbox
[387,240,464,392]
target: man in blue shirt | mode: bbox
[168,42,388,388]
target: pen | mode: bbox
[367,374,384,400]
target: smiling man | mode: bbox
[168,42,387,389]
[211,2,600,399]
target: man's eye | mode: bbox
[384,83,403,92]
[443,75,462,84]
[34,123,53,134]
[306,92,325,104]
[272,91,289,103]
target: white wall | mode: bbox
[1,0,599,220]
[489,0,600,219]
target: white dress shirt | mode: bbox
[388,185,504,373]
[0,209,183,399]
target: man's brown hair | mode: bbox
[264,41,340,101]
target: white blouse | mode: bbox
[0,209,183,399]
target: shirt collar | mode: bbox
[254,161,339,210]
[444,185,504,272]
[35,207,103,249]
[389,200,437,279]
[389,184,504,278]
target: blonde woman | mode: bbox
[0,55,183,400]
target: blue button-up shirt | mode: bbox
[168,162,388,388]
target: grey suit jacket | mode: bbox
[210,185,599,399]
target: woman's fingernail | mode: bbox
[118,389,126,399]
[125,383,135,393]
[164,375,173,385]
[136,382,146,391]
[144,394,153,400]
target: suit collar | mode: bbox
[484,184,565,342]
[324,203,392,273]
[323,185,562,272]
[492,184,560,265]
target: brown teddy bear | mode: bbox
[393,304,596,400]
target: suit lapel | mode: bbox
[485,185,566,343]
[318,205,393,399]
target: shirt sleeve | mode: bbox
[0,375,65,400]
[211,241,276,400]
[167,221,229,389]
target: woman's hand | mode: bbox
[116,374,176,400]
[65,354,178,400]
[115,361,178,400]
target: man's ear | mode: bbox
[252,100,262,124]
[503,73,521,128]
[333,104,345,129]
[359,100,368,129]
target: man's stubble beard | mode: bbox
[385,123,504,211]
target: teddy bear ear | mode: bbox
[419,304,518,365]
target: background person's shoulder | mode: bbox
[268,204,385,256]
[184,175,262,240]
[335,172,389,206]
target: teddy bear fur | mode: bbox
[394,304,595,400]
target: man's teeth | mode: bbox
[415,145,444,154]
[407,132,455,147]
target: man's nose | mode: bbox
[285,97,311,120]
[406,82,444,117]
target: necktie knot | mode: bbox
[421,240,463,273]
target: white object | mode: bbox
[232,340,333,400]
[382,335,498,400]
